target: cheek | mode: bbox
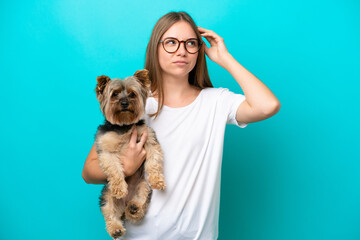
[158,49,168,70]
[188,54,198,69]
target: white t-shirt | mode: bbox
[123,87,247,240]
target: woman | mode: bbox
[83,11,280,239]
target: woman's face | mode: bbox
[158,21,199,80]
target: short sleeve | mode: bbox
[218,88,248,128]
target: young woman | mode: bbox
[83,11,280,239]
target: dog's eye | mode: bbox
[129,92,136,98]
[112,92,119,97]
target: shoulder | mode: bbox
[200,87,234,99]
[201,87,246,115]
[145,97,158,115]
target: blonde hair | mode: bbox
[145,11,213,118]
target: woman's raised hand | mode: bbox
[198,26,231,67]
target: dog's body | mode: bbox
[94,70,165,238]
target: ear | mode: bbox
[95,75,111,101]
[134,69,150,90]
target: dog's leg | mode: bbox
[125,174,152,223]
[97,131,129,199]
[100,185,126,238]
[99,152,128,199]
[144,127,166,190]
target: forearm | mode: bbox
[198,26,280,120]
[221,53,280,114]
[82,144,107,184]
[82,160,108,184]
[82,138,147,184]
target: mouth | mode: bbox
[116,109,134,113]
[173,61,188,66]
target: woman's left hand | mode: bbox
[198,26,231,67]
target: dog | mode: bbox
[94,69,165,238]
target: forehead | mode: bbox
[162,21,197,40]
[108,77,140,91]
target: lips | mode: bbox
[173,61,188,65]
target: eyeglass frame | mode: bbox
[159,37,203,54]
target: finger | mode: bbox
[197,26,210,34]
[137,131,148,148]
[198,26,220,43]
[129,125,137,147]
[202,36,217,49]
[198,27,221,43]
[201,32,222,44]
[137,149,146,163]
[201,34,217,46]
[198,26,216,36]
[140,149,146,159]
[203,42,209,55]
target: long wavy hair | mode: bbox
[145,11,213,118]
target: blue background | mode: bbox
[1,0,359,239]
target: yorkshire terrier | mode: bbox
[94,69,165,239]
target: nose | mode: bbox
[120,97,129,108]
[176,41,187,55]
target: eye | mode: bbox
[164,39,177,45]
[187,40,198,47]
[112,92,119,97]
[128,92,136,98]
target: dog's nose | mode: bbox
[120,98,129,108]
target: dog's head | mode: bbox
[95,69,150,125]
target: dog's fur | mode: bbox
[94,69,165,238]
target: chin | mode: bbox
[163,68,193,79]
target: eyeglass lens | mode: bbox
[163,38,200,53]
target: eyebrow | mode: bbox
[163,37,198,40]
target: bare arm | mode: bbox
[198,27,281,123]
[82,127,148,184]
[221,54,280,123]
[82,144,107,184]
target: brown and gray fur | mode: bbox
[95,69,165,239]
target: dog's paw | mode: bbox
[125,201,145,223]
[148,174,166,190]
[109,181,128,199]
[129,203,139,214]
[106,221,126,239]
[111,227,126,239]
[111,187,128,199]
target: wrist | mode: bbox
[218,52,234,69]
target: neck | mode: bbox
[98,119,145,134]
[104,119,145,127]
[161,73,193,99]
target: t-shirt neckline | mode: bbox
[151,88,204,111]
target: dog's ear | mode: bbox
[134,69,150,90]
[95,75,111,101]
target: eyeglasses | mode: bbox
[159,37,202,54]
